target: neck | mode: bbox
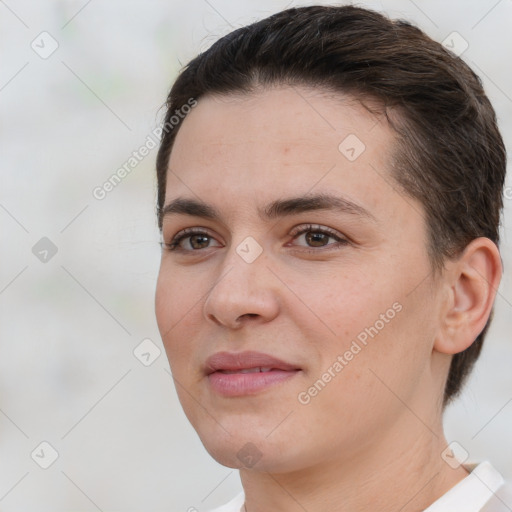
[240,413,469,512]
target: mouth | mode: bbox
[204,351,302,396]
[218,367,277,374]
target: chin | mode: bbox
[195,423,310,474]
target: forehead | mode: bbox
[165,86,417,228]
[171,86,388,160]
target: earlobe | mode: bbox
[434,238,502,355]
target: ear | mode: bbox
[434,237,502,355]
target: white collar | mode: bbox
[424,461,504,512]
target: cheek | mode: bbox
[155,268,176,335]
[287,267,387,344]
[292,260,434,383]
[155,266,201,365]
[296,300,430,440]
[155,261,205,326]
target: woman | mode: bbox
[154,6,512,511]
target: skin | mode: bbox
[155,86,502,512]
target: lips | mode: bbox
[205,351,299,374]
[205,351,301,396]
[220,367,274,374]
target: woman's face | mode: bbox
[155,86,444,473]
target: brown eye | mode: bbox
[164,228,222,252]
[189,234,211,249]
[290,224,349,252]
[305,231,330,247]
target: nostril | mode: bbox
[239,313,259,320]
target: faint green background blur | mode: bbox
[1,1,511,510]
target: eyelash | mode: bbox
[161,224,349,254]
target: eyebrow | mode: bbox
[160,193,376,224]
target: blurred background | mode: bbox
[1,0,511,510]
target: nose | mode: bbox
[203,246,280,329]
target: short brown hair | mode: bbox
[155,5,506,405]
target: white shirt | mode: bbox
[207,462,512,512]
